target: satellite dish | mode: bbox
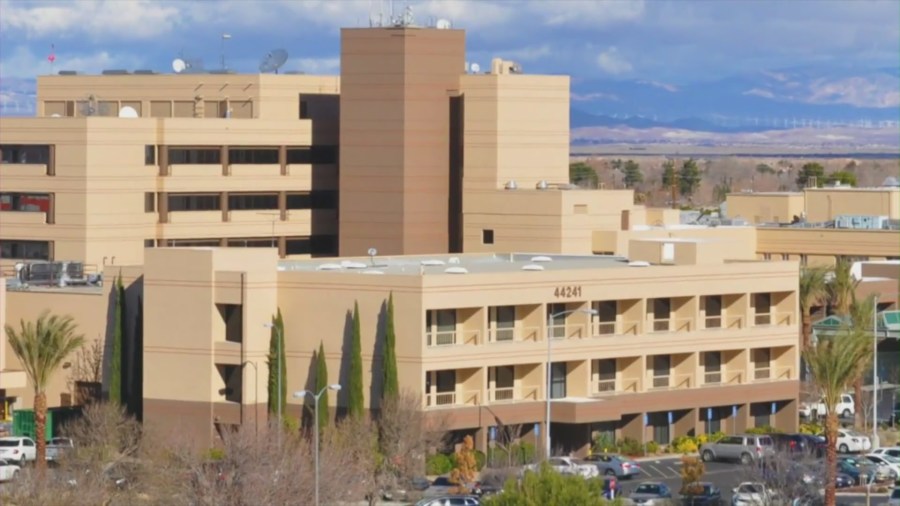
[118,106,139,118]
[436,18,451,29]
[50,113,62,118]
[259,49,289,74]
[470,62,481,74]
[172,58,186,73]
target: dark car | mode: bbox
[798,434,828,458]
[680,482,722,505]
[629,482,673,505]
[836,458,879,485]
[835,473,855,489]
[768,433,825,457]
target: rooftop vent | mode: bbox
[316,263,342,271]
[421,259,446,266]
[504,180,518,190]
[448,257,461,264]
[340,260,367,269]
[101,69,130,75]
[530,256,553,263]
[133,69,157,75]
[444,267,469,274]
[521,264,544,271]
[627,261,651,267]
[208,69,235,75]
[58,70,79,75]
[360,270,385,275]
[283,71,307,75]
[536,180,549,190]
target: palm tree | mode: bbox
[799,266,829,351]
[827,257,857,318]
[849,294,876,428]
[4,310,84,469]
[803,328,871,506]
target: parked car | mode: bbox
[680,482,722,505]
[865,453,900,480]
[46,437,75,462]
[731,482,777,506]
[628,482,672,505]
[0,458,20,482]
[0,437,36,465]
[798,434,828,458]
[768,433,819,455]
[581,453,641,478]
[700,434,774,464]
[527,456,598,478]
[835,473,855,489]
[800,394,855,418]
[873,447,900,459]
[424,477,458,497]
[830,429,872,453]
[836,457,883,485]
[888,487,900,506]
[415,496,480,506]
[381,476,431,501]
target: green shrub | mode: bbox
[705,431,726,443]
[799,422,822,435]
[487,443,536,467]
[206,447,226,461]
[617,437,643,456]
[645,441,660,454]
[592,433,617,454]
[670,436,698,454]
[426,453,453,475]
[474,450,486,471]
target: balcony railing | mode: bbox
[547,323,587,340]
[652,318,670,332]
[754,313,771,325]
[704,315,722,329]
[424,390,479,409]
[593,379,616,395]
[754,366,792,382]
[649,373,692,390]
[753,367,770,380]
[487,326,540,343]
[651,317,693,333]
[703,370,723,385]
[591,320,640,337]
[489,386,539,403]
[426,329,478,347]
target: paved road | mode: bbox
[615,456,890,505]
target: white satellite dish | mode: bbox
[50,113,62,118]
[118,106,139,118]
[470,62,481,74]
[436,18,451,29]
[172,58,186,73]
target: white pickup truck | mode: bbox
[799,394,855,419]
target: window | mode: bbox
[286,192,311,209]
[547,303,567,339]
[594,359,616,393]
[144,192,155,212]
[652,355,670,388]
[168,239,221,246]
[0,240,51,260]
[228,193,278,211]
[426,309,457,346]
[0,144,50,165]
[704,352,722,384]
[592,300,617,335]
[229,148,279,165]
[286,237,311,255]
[0,193,51,212]
[310,235,337,256]
[754,293,771,325]
[144,239,155,248]
[227,238,276,247]
[144,145,156,165]
[490,306,515,342]
[649,413,670,445]
[286,148,311,164]
[706,408,722,434]
[482,229,494,245]
[168,194,220,211]
[753,349,771,379]
[168,148,221,165]
[550,363,566,399]
[704,296,722,328]
[652,298,671,331]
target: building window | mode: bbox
[652,355,670,388]
[753,293,771,325]
[227,238,276,247]
[426,309,457,346]
[144,145,156,165]
[144,239,155,248]
[168,239,221,246]
[704,296,722,329]
[0,144,50,165]
[482,229,494,244]
[228,193,278,211]
[650,413,670,445]
[145,192,155,212]
[593,359,616,393]
[168,194,221,211]
[550,362,566,399]
[285,237,311,255]
[704,352,722,384]
[229,148,279,165]
[310,235,337,256]
[286,148,311,164]
[168,148,221,165]
[592,300,617,335]
[0,193,51,212]
[489,306,515,342]
[0,240,51,260]
[286,192,311,209]
[651,298,671,331]
[547,303,567,339]
[753,348,771,380]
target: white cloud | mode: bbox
[497,44,551,62]
[572,92,620,102]
[290,57,341,74]
[0,0,182,40]
[596,46,632,75]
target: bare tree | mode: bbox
[68,338,104,405]
[738,450,825,505]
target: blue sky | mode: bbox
[0,0,897,84]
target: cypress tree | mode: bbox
[348,301,364,419]
[315,341,329,430]
[109,275,124,405]
[382,293,399,400]
[267,308,286,417]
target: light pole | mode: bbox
[873,295,879,450]
[263,322,283,432]
[545,307,597,458]
[294,384,341,506]
[221,33,231,71]
[241,360,259,433]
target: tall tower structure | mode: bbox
[338,25,465,256]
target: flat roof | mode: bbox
[278,253,632,276]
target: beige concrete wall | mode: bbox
[460,74,569,191]
[804,187,900,222]
[593,227,758,259]
[756,228,900,259]
[726,193,804,224]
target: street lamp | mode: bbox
[220,33,232,71]
[263,322,283,428]
[545,307,598,458]
[294,384,341,506]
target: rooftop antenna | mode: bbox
[367,247,378,266]
[259,49,289,74]
[220,33,232,71]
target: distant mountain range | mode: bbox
[570,65,900,134]
[3,65,898,146]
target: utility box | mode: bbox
[12,407,82,441]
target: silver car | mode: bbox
[700,434,774,465]
[581,453,641,478]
